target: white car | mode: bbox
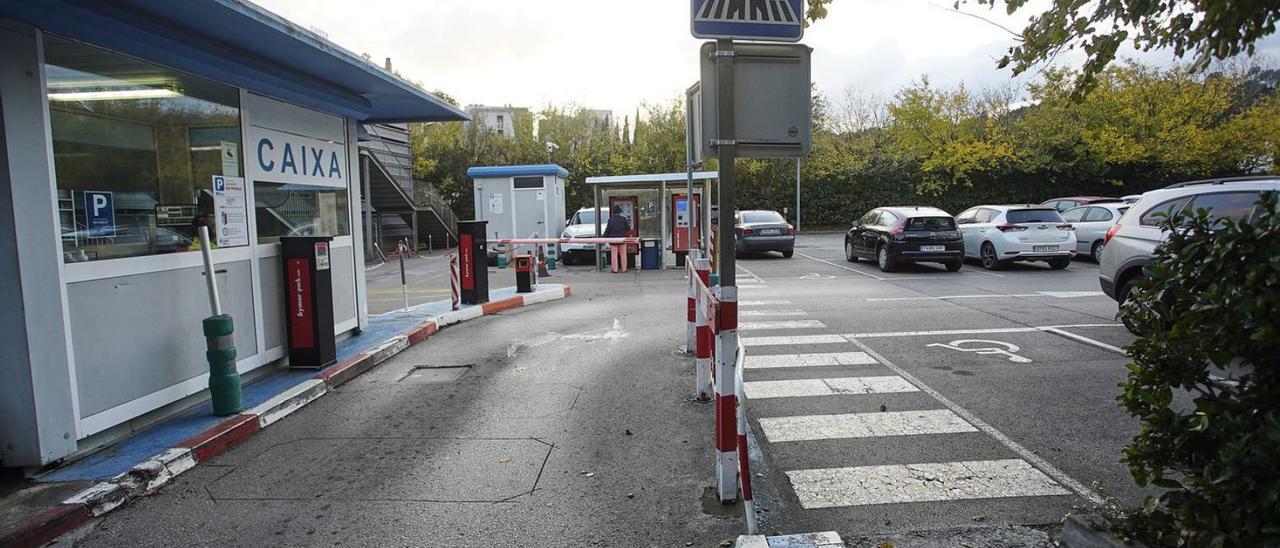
[956,205,1077,270]
[1062,203,1130,262]
[560,207,608,265]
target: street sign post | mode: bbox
[696,41,812,160]
[691,0,805,42]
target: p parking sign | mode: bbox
[83,191,115,238]
[691,0,805,42]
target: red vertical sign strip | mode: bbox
[288,258,314,348]
[459,234,474,290]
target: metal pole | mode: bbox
[795,158,801,232]
[716,39,736,287]
[713,38,739,504]
[594,185,603,272]
[399,243,408,312]
[362,155,373,262]
[199,226,221,316]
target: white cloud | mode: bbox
[252,0,1280,117]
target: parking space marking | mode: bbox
[1039,327,1126,354]
[743,376,919,399]
[759,409,978,442]
[865,291,1106,302]
[786,459,1070,509]
[739,299,792,306]
[740,309,809,318]
[743,351,876,369]
[842,324,1122,339]
[795,252,886,280]
[737,265,768,284]
[846,338,1104,505]
[796,251,1006,280]
[738,320,827,331]
[741,334,849,347]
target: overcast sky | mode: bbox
[254,0,1280,118]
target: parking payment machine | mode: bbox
[673,193,701,266]
[281,236,336,369]
[457,220,490,305]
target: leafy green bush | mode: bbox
[1117,193,1280,546]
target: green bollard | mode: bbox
[203,314,243,416]
[710,273,720,286]
[497,253,507,269]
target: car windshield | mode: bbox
[904,216,956,231]
[572,210,598,225]
[1006,209,1064,223]
[742,211,785,224]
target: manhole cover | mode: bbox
[399,365,472,384]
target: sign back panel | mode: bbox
[691,0,805,42]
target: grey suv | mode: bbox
[1098,177,1279,321]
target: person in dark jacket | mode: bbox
[603,205,631,273]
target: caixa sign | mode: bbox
[249,126,347,188]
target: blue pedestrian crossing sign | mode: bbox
[691,0,805,42]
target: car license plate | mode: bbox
[1033,245,1058,252]
[920,245,945,252]
[760,228,781,236]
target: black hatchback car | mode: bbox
[845,207,963,272]
[735,210,795,258]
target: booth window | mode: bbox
[254,183,350,244]
[45,34,244,263]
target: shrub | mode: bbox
[1117,193,1280,546]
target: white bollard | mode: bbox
[714,285,739,504]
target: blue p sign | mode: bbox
[84,191,115,238]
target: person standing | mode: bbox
[603,205,631,273]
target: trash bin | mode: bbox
[641,239,660,270]
[281,236,336,369]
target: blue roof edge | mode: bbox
[467,165,570,179]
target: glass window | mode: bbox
[1061,207,1087,222]
[975,209,1000,223]
[860,210,880,225]
[742,211,785,223]
[878,211,900,226]
[254,183,350,244]
[904,216,957,231]
[513,176,543,189]
[1006,209,1064,223]
[1187,192,1262,224]
[1140,197,1191,227]
[46,35,244,263]
[955,208,977,224]
[1083,207,1114,222]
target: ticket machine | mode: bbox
[672,193,701,266]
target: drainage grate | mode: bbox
[398,365,473,384]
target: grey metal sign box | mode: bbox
[696,41,812,160]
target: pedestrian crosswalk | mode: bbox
[733,283,1079,513]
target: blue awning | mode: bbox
[467,165,571,179]
[1,0,470,124]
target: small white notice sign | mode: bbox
[489,193,504,214]
[212,175,249,247]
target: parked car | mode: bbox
[735,210,794,258]
[1062,202,1130,262]
[1098,177,1279,326]
[956,205,1076,270]
[559,207,608,265]
[1120,194,1143,204]
[845,207,963,272]
[1041,196,1121,212]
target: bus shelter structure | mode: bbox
[584,171,718,271]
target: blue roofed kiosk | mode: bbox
[0,0,467,467]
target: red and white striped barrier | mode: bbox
[692,256,713,401]
[734,343,757,534]
[687,249,698,353]
[713,284,739,504]
[494,237,639,245]
[450,254,460,311]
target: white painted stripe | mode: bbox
[846,339,1104,505]
[760,409,978,442]
[739,309,808,318]
[740,334,848,347]
[786,459,1070,508]
[1040,327,1126,354]
[1037,291,1106,298]
[866,291,1106,302]
[739,299,792,306]
[843,324,1125,339]
[738,319,826,331]
[794,252,886,280]
[743,376,918,399]
[737,265,767,284]
[744,352,875,369]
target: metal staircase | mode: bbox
[361,124,458,252]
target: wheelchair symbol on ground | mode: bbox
[799,272,836,280]
[926,339,1032,364]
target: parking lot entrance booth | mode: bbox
[467,165,568,263]
[584,171,719,270]
[281,236,336,369]
[457,220,490,305]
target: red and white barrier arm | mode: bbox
[687,249,698,354]
[493,237,639,245]
[693,256,714,401]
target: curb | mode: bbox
[736,531,844,547]
[1061,515,1148,548]
[7,286,571,547]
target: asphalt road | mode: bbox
[65,234,1146,547]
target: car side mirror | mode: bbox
[850,220,861,229]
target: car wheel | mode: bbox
[877,245,896,272]
[782,249,794,259]
[845,240,857,262]
[979,243,1005,271]
[1048,257,1071,270]
[945,261,962,272]
[1118,275,1144,335]
[1091,241,1105,263]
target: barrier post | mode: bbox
[450,254,460,311]
[686,248,699,353]
[694,257,713,401]
[735,346,757,534]
[714,285,739,503]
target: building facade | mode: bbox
[0,0,467,468]
[464,105,530,138]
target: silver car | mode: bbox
[1062,203,1130,262]
[1099,177,1279,318]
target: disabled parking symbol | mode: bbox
[926,339,1032,364]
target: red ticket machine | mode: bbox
[673,193,701,266]
[457,220,489,305]
[282,236,336,369]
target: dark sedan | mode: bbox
[845,207,963,272]
[735,210,794,258]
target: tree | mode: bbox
[959,1,1280,95]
